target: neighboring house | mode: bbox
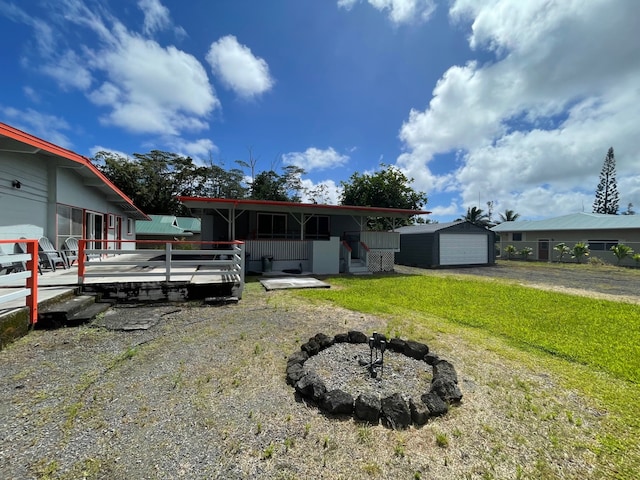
[491,212,640,264]
[178,196,430,275]
[175,216,201,241]
[395,221,496,268]
[0,122,148,255]
[135,215,198,244]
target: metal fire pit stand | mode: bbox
[368,332,386,378]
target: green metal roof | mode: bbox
[135,215,193,236]
[175,216,201,233]
[491,213,640,232]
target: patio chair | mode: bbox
[15,241,43,275]
[38,236,68,271]
[62,237,79,266]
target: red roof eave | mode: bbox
[0,122,149,220]
[177,196,431,216]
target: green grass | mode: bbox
[296,273,640,478]
[298,275,640,383]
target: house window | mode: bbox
[108,214,115,228]
[257,213,287,239]
[127,218,134,236]
[588,240,618,251]
[305,215,330,240]
[512,232,523,241]
[57,204,83,248]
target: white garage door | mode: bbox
[440,234,488,265]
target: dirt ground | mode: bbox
[0,261,636,479]
[395,260,640,304]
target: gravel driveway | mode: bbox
[0,263,629,479]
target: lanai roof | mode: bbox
[178,196,431,219]
[492,212,640,232]
[0,122,148,220]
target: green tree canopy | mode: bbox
[593,147,619,214]
[340,164,428,229]
[456,206,492,228]
[94,150,247,215]
[497,209,521,223]
[248,165,305,202]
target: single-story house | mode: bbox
[135,215,201,244]
[491,212,640,264]
[176,216,201,241]
[395,221,496,268]
[0,122,148,255]
[178,196,430,275]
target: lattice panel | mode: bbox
[368,251,395,272]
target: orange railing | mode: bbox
[0,239,39,324]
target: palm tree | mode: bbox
[456,206,491,228]
[610,244,634,265]
[497,209,521,223]
[571,242,590,264]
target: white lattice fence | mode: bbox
[368,250,395,272]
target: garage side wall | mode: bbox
[395,232,436,268]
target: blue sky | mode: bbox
[1,0,639,222]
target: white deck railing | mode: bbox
[244,239,312,260]
[0,239,39,324]
[359,231,400,251]
[78,240,245,287]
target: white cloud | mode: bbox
[300,178,342,205]
[396,0,640,219]
[89,145,131,159]
[206,35,274,99]
[89,33,219,134]
[164,137,218,162]
[2,0,218,136]
[138,0,170,35]
[338,0,436,25]
[282,147,349,171]
[1,106,73,148]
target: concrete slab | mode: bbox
[260,277,330,291]
[92,305,182,330]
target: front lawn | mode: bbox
[296,274,640,478]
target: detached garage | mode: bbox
[395,221,495,268]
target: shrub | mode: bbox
[571,242,590,263]
[519,247,533,261]
[611,244,634,265]
[554,242,570,262]
[504,244,517,260]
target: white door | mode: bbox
[440,234,488,265]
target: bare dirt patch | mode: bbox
[395,260,640,304]
[0,275,612,479]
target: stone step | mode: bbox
[37,294,108,328]
[66,301,114,326]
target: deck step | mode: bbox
[37,294,110,328]
[204,296,239,305]
[66,301,114,326]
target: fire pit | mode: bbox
[286,331,462,429]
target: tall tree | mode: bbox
[456,206,492,228]
[593,147,619,214]
[248,165,305,202]
[497,209,521,223]
[94,150,247,215]
[340,164,428,229]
